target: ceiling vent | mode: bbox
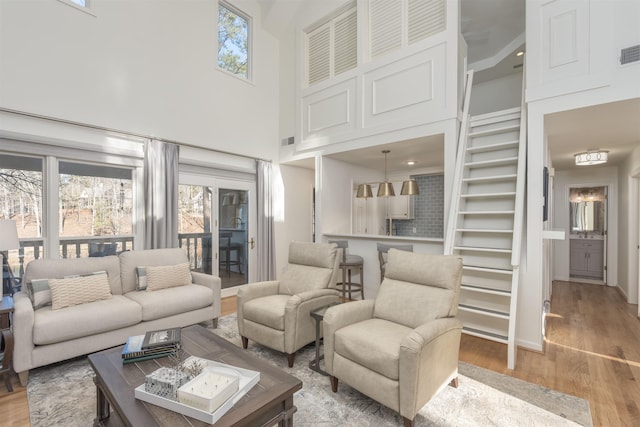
[620,45,640,65]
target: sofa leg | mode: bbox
[403,416,415,427]
[212,318,218,329]
[286,353,295,368]
[241,336,248,349]
[330,376,338,393]
[449,377,459,388]
[18,371,29,387]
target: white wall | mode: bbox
[618,144,640,302]
[274,164,315,277]
[469,72,523,116]
[0,0,281,162]
[552,167,619,286]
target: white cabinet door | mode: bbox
[388,182,414,219]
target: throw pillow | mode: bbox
[28,278,52,309]
[49,272,112,310]
[136,266,148,290]
[145,262,192,291]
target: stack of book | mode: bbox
[122,327,181,364]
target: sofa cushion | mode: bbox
[23,256,122,295]
[334,318,412,381]
[33,295,142,345]
[279,265,332,295]
[243,294,291,330]
[49,273,112,310]
[124,283,213,321]
[145,262,191,291]
[119,248,190,293]
[28,278,52,309]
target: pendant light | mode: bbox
[377,150,395,197]
[400,179,420,195]
[356,184,373,198]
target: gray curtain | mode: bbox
[256,160,276,280]
[144,139,179,249]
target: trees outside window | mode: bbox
[218,2,250,79]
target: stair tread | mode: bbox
[467,140,519,153]
[462,326,509,343]
[459,304,510,318]
[462,174,517,183]
[470,107,522,123]
[468,124,520,138]
[457,228,514,233]
[461,284,512,296]
[465,157,518,168]
[454,246,512,253]
[463,265,513,274]
[459,210,515,215]
[461,192,516,198]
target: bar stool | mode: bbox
[377,243,413,283]
[219,232,243,277]
[329,240,365,301]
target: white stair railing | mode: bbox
[506,63,527,370]
[444,70,474,254]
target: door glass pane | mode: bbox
[178,185,213,274]
[0,154,43,288]
[219,189,248,289]
[58,161,133,258]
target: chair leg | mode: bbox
[450,377,459,388]
[212,318,218,329]
[403,416,415,427]
[330,376,338,392]
[287,353,295,368]
[241,336,248,349]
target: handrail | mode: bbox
[510,60,527,268]
[506,61,527,370]
[444,69,474,254]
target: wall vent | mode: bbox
[282,136,295,146]
[620,45,640,65]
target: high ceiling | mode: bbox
[268,0,639,173]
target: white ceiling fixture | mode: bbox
[575,150,609,166]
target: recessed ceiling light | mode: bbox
[516,51,524,57]
[407,161,416,166]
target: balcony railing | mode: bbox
[10,233,210,279]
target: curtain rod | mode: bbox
[0,107,271,163]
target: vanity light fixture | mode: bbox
[575,150,608,166]
[377,150,395,197]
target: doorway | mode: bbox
[568,185,607,284]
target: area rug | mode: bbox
[28,314,592,426]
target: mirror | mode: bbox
[569,187,605,233]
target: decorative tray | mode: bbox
[134,356,260,424]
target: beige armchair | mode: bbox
[323,249,463,427]
[237,241,340,367]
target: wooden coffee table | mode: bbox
[88,324,302,426]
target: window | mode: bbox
[58,161,134,257]
[306,5,358,86]
[0,154,44,277]
[218,2,251,79]
[369,0,446,59]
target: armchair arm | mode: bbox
[12,291,35,377]
[283,289,339,354]
[399,317,463,420]
[322,300,375,375]
[236,281,280,337]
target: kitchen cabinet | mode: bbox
[570,239,603,279]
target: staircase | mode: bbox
[445,71,527,370]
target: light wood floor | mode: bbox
[2,281,638,426]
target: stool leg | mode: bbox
[341,267,346,301]
[360,266,365,299]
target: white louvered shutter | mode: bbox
[334,8,357,76]
[369,0,402,59]
[408,0,446,44]
[307,24,331,85]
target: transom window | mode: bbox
[218,2,251,80]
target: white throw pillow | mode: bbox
[49,272,112,310]
[146,262,192,291]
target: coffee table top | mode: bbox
[88,324,302,426]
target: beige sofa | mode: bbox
[13,248,221,386]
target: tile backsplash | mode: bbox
[393,174,444,238]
